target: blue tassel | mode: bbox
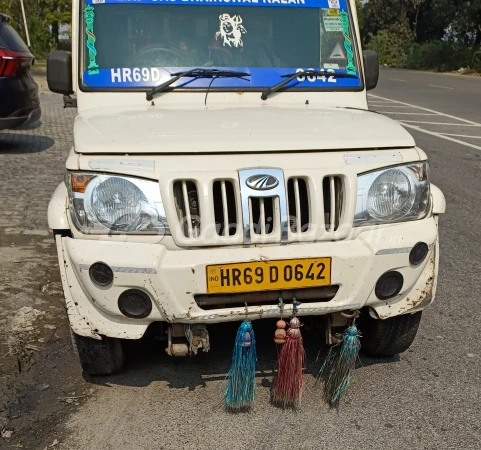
[225,320,257,411]
[318,324,361,407]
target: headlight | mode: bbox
[67,172,170,235]
[354,162,430,226]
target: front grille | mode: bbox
[287,177,310,234]
[173,180,201,238]
[323,176,343,232]
[169,171,351,246]
[213,180,237,236]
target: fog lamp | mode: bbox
[375,271,404,300]
[118,289,152,319]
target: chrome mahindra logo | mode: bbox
[246,174,279,191]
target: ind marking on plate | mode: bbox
[206,257,332,294]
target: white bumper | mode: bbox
[56,217,439,340]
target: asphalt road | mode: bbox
[1,68,481,450]
[63,69,481,449]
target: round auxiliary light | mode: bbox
[375,271,404,300]
[367,169,415,221]
[118,289,152,319]
[89,262,114,287]
[410,242,429,266]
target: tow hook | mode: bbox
[325,312,353,345]
[186,324,210,354]
[165,324,210,357]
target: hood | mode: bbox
[74,105,415,154]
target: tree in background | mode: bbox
[0,0,71,58]
[359,0,418,66]
[359,0,481,71]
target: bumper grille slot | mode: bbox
[213,180,237,236]
[288,178,310,233]
[323,176,343,232]
[195,286,339,310]
[173,180,200,238]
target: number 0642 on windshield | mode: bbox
[206,258,332,295]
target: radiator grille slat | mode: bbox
[173,180,200,238]
[287,177,310,234]
[330,176,336,232]
[294,178,301,233]
[323,176,343,232]
[260,198,266,235]
[213,180,237,237]
[250,197,274,236]
[182,181,194,238]
[221,181,229,237]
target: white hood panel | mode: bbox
[74,105,415,154]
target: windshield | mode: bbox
[81,0,361,91]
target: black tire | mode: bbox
[360,311,423,357]
[70,329,125,375]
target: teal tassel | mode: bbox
[318,324,361,407]
[225,320,257,411]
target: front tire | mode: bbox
[360,311,423,357]
[70,330,125,375]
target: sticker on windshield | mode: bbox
[327,0,340,9]
[323,15,343,32]
[340,10,357,75]
[328,42,346,60]
[84,5,99,75]
[216,14,247,48]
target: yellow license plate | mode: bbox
[206,258,332,294]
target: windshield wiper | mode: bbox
[146,68,250,101]
[260,70,358,100]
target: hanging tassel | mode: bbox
[274,320,287,344]
[224,320,257,411]
[318,323,361,407]
[273,314,305,408]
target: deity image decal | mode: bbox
[215,14,247,48]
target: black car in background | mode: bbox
[0,13,40,131]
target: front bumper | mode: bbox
[56,217,439,340]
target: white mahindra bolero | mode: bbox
[46,0,445,374]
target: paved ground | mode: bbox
[1,68,481,449]
[369,68,481,151]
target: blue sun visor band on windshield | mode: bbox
[85,0,348,9]
[83,67,361,89]
[81,0,359,89]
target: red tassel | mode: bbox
[273,317,305,408]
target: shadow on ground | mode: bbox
[0,132,54,153]
[86,320,400,391]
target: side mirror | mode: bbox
[47,51,73,95]
[363,50,379,91]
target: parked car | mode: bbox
[0,13,40,131]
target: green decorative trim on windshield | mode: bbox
[340,11,356,75]
[84,5,99,75]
